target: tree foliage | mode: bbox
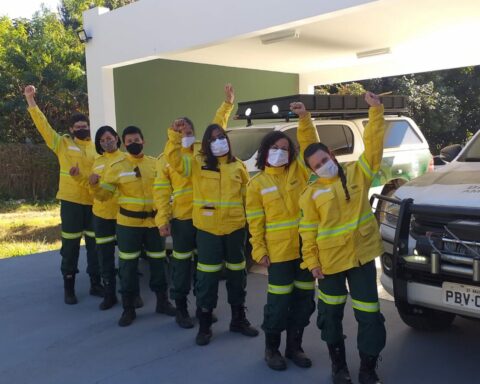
[315,68,480,154]
[0,1,136,144]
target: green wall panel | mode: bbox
[113,59,298,156]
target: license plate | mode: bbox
[443,282,480,311]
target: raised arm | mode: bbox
[246,181,268,265]
[291,102,320,155]
[358,92,385,185]
[211,83,235,129]
[153,156,173,232]
[164,119,193,178]
[24,85,61,154]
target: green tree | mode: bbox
[0,1,137,144]
[59,0,137,30]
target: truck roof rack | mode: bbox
[234,94,408,125]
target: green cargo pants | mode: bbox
[317,260,386,356]
[170,218,196,300]
[60,200,99,277]
[195,228,247,310]
[116,224,167,296]
[262,258,315,333]
[92,215,116,284]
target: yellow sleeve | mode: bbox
[153,157,173,228]
[28,106,62,154]
[71,173,91,189]
[299,191,322,271]
[92,164,117,202]
[297,112,319,180]
[357,105,385,183]
[212,101,234,129]
[164,128,193,178]
[246,181,268,262]
[297,112,320,155]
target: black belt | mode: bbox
[120,207,157,219]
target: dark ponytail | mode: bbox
[303,143,350,201]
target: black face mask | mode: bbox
[73,129,90,140]
[126,142,143,155]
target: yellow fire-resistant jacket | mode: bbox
[28,106,96,205]
[165,133,249,235]
[72,150,124,220]
[246,113,319,263]
[299,105,385,275]
[94,153,157,228]
[153,102,234,228]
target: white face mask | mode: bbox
[210,138,229,157]
[267,148,289,167]
[315,159,339,179]
[182,136,196,148]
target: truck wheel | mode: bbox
[397,304,456,331]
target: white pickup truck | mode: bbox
[377,129,480,330]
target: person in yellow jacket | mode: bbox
[153,84,235,329]
[24,85,103,305]
[246,101,319,371]
[92,125,175,326]
[299,92,386,384]
[70,125,123,310]
[165,89,259,346]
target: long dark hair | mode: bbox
[304,143,350,201]
[95,125,120,155]
[200,123,235,170]
[256,131,297,170]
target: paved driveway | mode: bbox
[0,250,479,384]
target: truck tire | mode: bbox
[397,304,456,331]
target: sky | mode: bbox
[1,0,60,19]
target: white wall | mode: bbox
[82,0,375,130]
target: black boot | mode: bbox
[89,275,104,297]
[285,327,312,368]
[118,296,136,327]
[196,307,218,323]
[155,291,176,316]
[328,342,352,384]
[229,305,259,337]
[265,333,287,371]
[63,274,78,305]
[359,352,382,384]
[134,295,144,308]
[175,298,194,329]
[196,310,213,346]
[99,280,117,310]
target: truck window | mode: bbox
[457,132,480,162]
[284,125,354,156]
[363,120,423,148]
[227,128,274,161]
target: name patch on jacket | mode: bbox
[312,188,331,200]
[261,186,278,195]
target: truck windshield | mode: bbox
[458,132,480,162]
[228,128,274,161]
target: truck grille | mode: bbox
[409,215,480,284]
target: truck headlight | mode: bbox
[382,202,400,227]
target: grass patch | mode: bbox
[0,199,59,214]
[0,201,62,259]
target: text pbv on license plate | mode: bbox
[443,282,480,310]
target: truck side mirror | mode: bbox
[440,144,462,163]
